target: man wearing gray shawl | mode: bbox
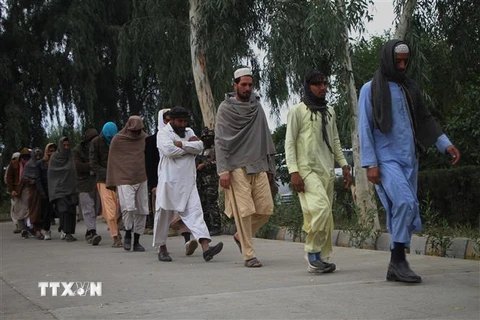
[48,137,78,242]
[215,67,276,268]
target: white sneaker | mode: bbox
[185,239,198,256]
[44,230,52,240]
[60,231,66,240]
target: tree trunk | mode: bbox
[337,0,380,230]
[189,0,216,129]
[394,0,417,39]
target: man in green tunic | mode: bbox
[285,70,352,273]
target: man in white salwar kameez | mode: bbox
[152,106,223,262]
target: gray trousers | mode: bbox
[79,192,96,231]
[117,182,148,235]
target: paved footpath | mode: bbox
[1,220,479,320]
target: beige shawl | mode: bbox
[106,116,147,188]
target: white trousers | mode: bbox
[117,181,148,235]
[152,189,210,247]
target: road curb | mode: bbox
[222,224,480,260]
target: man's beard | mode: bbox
[172,126,186,138]
[236,90,251,102]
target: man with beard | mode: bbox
[196,128,221,236]
[358,40,460,283]
[107,116,149,252]
[215,67,276,268]
[285,69,352,274]
[74,128,102,245]
[153,106,223,262]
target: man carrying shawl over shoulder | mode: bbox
[215,67,276,268]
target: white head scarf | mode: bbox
[157,108,171,131]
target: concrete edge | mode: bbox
[220,224,479,261]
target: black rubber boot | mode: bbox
[133,233,145,252]
[124,229,132,251]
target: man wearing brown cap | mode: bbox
[358,40,460,283]
[215,67,276,268]
[153,106,223,262]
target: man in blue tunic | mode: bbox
[358,40,460,283]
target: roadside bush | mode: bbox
[418,166,480,228]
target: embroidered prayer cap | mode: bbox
[169,106,190,119]
[394,43,410,54]
[234,67,252,80]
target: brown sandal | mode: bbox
[244,257,262,268]
[111,236,123,248]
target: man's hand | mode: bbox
[188,136,200,142]
[342,166,353,188]
[11,190,18,198]
[219,172,231,189]
[367,167,381,185]
[291,172,305,193]
[151,187,156,194]
[196,163,205,171]
[173,141,183,148]
[446,145,460,165]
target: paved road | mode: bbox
[1,220,479,320]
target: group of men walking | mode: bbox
[5,40,460,283]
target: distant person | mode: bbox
[153,107,223,262]
[215,67,276,268]
[107,116,149,252]
[73,129,102,245]
[285,69,352,274]
[36,143,57,240]
[144,109,170,233]
[6,148,31,238]
[90,122,123,247]
[48,137,78,242]
[5,151,21,234]
[196,127,221,236]
[22,149,44,239]
[358,40,460,283]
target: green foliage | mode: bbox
[419,194,453,257]
[46,125,83,149]
[418,166,480,228]
[257,193,304,241]
[261,0,373,115]
[270,124,290,184]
